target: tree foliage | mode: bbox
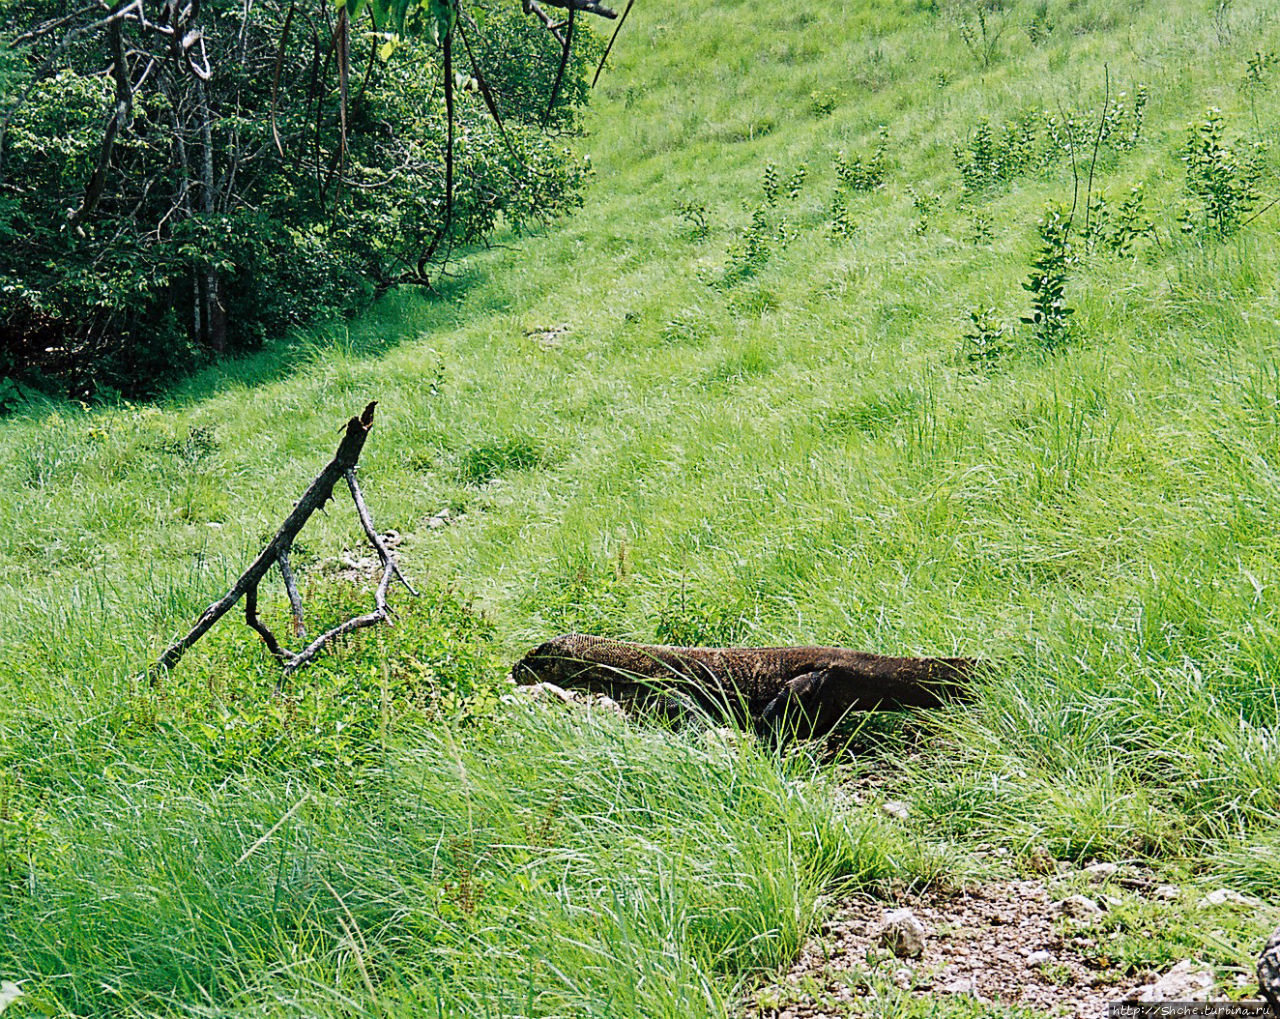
[0,0,604,398]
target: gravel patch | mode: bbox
[745,878,1160,1018]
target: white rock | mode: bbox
[522,682,576,705]
[941,976,974,994]
[1084,862,1119,883]
[880,908,927,959]
[0,982,24,1012]
[1026,950,1053,968]
[1197,888,1261,909]
[1056,894,1103,917]
[881,800,910,820]
[1132,960,1215,1002]
[591,695,626,717]
[1153,884,1181,901]
[893,967,914,989]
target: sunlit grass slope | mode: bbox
[4,0,1280,1015]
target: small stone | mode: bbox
[881,800,910,820]
[1027,950,1053,968]
[1027,846,1055,874]
[591,695,626,717]
[0,983,24,1013]
[1084,862,1119,883]
[880,908,927,959]
[522,681,575,705]
[1153,884,1181,901]
[1197,888,1261,909]
[1131,960,1215,1002]
[1056,894,1103,917]
[892,966,914,989]
[941,976,974,994]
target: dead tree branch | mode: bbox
[148,400,416,683]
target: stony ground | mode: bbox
[741,858,1265,1019]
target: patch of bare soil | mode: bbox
[747,878,1155,1019]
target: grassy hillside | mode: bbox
[4,0,1280,1015]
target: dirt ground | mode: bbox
[744,875,1198,1019]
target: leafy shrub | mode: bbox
[951,0,1010,68]
[1083,183,1154,256]
[1181,108,1264,235]
[962,305,1007,367]
[676,198,711,239]
[1241,50,1275,124]
[835,127,889,192]
[909,188,941,234]
[1021,204,1075,350]
[786,165,808,200]
[761,162,781,206]
[0,3,597,397]
[955,87,1148,195]
[969,210,994,244]
[725,209,773,279]
[809,90,837,117]
[955,115,1036,192]
[829,193,852,238]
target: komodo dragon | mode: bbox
[1261,924,1280,1014]
[511,633,981,740]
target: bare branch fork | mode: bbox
[148,401,417,684]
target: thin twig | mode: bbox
[591,0,634,87]
[235,792,311,865]
[543,5,575,128]
[1084,65,1109,242]
[1057,97,1080,234]
[279,551,306,637]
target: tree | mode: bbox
[0,0,615,397]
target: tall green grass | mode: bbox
[3,0,1280,1014]
[2,706,910,1018]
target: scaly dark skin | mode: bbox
[1261,925,1280,1015]
[511,633,982,741]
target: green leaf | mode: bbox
[427,0,455,44]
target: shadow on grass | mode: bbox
[165,269,485,409]
[0,257,500,426]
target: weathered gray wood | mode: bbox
[149,401,410,683]
[278,550,305,638]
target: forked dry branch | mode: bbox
[148,401,416,684]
